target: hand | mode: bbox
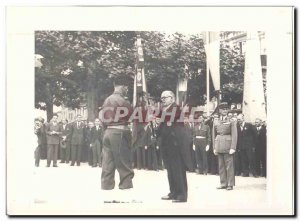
[145,146,148,150]
[229,149,236,154]
[193,144,195,151]
[156,146,159,150]
[205,145,209,152]
[213,150,218,155]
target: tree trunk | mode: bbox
[86,64,98,122]
[46,101,53,122]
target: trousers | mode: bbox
[101,128,134,190]
[218,153,235,187]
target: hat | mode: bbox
[113,74,133,87]
[219,102,229,109]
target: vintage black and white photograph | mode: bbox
[6,6,294,216]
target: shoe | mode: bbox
[66,161,69,164]
[92,164,97,167]
[46,165,50,167]
[60,161,65,163]
[53,165,58,167]
[77,163,80,166]
[70,163,75,166]
[172,199,187,203]
[226,186,233,190]
[216,186,227,189]
[161,195,174,200]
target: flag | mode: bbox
[202,32,220,91]
[176,64,188,107]
[132,35,150,148]
[242,31,267,122]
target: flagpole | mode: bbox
[206,32,210,116]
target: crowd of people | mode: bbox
[34,109,267,178]
[33,78,267,203]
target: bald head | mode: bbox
[161,90,175,107]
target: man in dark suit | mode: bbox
[91,118,103,167]
[254,118,267,177]
[70,114,85,166]
[85,121,94,166]
[193,115,211,175]
[213,103,237,190]
[237,114,258,177]
[59,119,71,163]
[45,114,62,167]
[157,90,192,203]
[34,118,43,167]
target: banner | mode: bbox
[203,32,220,91]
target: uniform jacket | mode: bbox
[101,89,133,127]
[70,121,85,145]
[193,123,211,146]
[46,122,62,145]
[237,122,257,150]
[212,117,237,153]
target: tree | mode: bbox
[220,43,245,104]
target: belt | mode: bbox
[217,133,230,136]
[195,136,206,139]
[107,125,130,130]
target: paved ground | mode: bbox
[8,160,267,215]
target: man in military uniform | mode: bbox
[193,115,211,175]
[213,102,237,190]
[101,75,134,190]
[157,90,192,203]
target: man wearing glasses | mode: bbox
[157,90,192,203]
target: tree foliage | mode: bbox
[35,31,247,120]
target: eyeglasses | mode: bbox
[160,96,171,101]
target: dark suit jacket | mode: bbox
[254,125,266,152]
[156,103,193,171]
[237,122,257,150]
[46,122,62,145]
[61,124,71,142]
[85,127,93,145]
[91,126,103,145]
[70,122,85,145]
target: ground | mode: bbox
[8,160,267,215]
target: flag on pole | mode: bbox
[202,32,220,91]
[242,31,267,123]
[132,35,150,148]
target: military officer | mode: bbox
[193,115,211,175]
[212,102,237,190]
[101,75,134,190]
